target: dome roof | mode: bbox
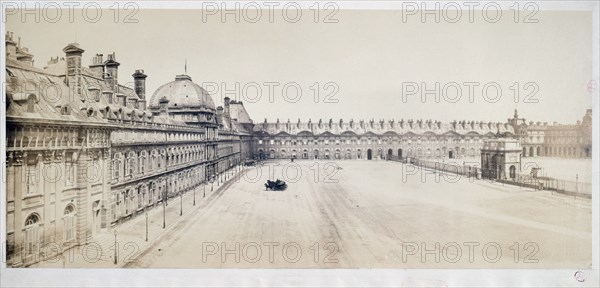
[149,74,215,111]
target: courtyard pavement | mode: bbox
[116,160,592,269]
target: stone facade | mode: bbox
[4,33,253,267]
[252,118,515,160]
[509,109,593,158]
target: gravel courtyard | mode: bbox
[129,160,592,269]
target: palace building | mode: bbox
[252,118,515,160]
[252,110,592,161]
[4,32,253,267]
[3,32,592,267]
[508,109,593,158]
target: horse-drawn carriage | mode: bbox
[265,179,287,191]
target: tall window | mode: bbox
[151,151,157,171]
[64,152,76,187]
[24,213,40,255]
[158,152,164,169]
[111,193,117,221]
[137,186,142,209]
[126,152,135,177]
[112,153,121,181]
[26,154,38,195]
[140,151,146,174]
[150,182,156,204]
[63,205,75,241]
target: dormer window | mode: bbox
[62,105,70,115]
[26,94,36,113]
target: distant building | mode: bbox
[253,118,515,160]
[508,109,592,158]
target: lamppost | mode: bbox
[113,229,118,264]
[180,191,183,216]
[193,184,196,206]
[203,182,206,198]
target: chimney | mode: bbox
[5,32,17,60]
[132,69,147,109]
[45,56,59,67]
[16,46,34,66]
[63,43,85,99]
[89,54,104,77]
[104,52,120,91]
[224,96,230,115]
[159,96,170,116]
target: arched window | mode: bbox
[127,151,136,176]
[27,94,37,113]
[63,205,76,241]
[24,213,41,254]
[112,153,121,181]
[25,213,40,226]
[509,165,517,179]
[140,151,147,174]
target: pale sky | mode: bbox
[6,9,593,124]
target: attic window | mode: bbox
[26,94,36,113]
[61,105,70,115]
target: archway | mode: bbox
[397,148,403,159]
[313,149,319,159]
[387,149,393,160]
[448,150,453,159]
[536,147,541,156]
[529,147,534,157]
[522,147,526,157]
[367,149,372,160]
[509,165,516,179]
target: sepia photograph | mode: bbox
[1,1,598,287]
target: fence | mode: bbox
[391,157,592,199]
